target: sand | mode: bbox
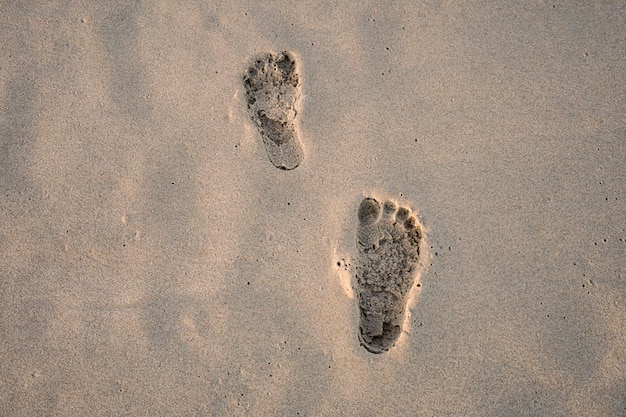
[1,1,625,416]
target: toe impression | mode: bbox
[358,198,381,226]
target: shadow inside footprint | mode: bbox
[354,197,425,353]
[243,51,304,170]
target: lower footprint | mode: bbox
[355,197,425,353]
[243,51,304,170]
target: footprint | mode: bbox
[243,51,304,170]
[355,197,425,353]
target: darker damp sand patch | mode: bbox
[355,197,425,353]
[243,51,304,170]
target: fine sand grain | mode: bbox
[1,1,625,416]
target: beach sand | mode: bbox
[1,1,625,415]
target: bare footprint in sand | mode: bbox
[243,51,304,170]
[355,197,426,353]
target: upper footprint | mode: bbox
[243,51,304,170]
[355,197,425,353]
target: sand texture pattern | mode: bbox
[1,1,625,416]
